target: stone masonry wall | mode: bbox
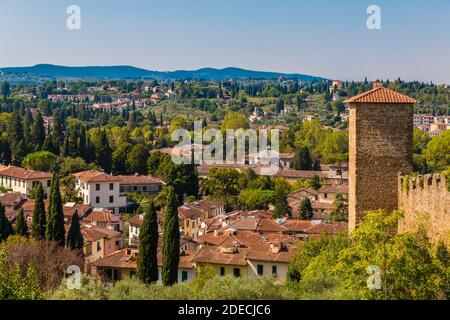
[349,102,413,230]
[398,173,450,244]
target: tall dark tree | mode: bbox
[0,203,13,242]
[294,146,313,171]
[31,110,46,149]
[15,208,28,236]
[273,192,291,219]
[1,81,10,97]
[11,111,24,142]
[95,130,113,173]
[137,201,159,284]
[46,175,66,246]
[162,186,180,286]
[299,198,314,220]
[78,127,87,161]
[31,183,46,240]
[66,211,84,250]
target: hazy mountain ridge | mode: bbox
[0,64,326,82]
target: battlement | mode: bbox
[398,172,450,244]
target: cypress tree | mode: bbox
[299,198,314,220]
[46,175,66,246]
[66,211,84,250]
[15,208,28,237]
[0,203,13,242]
[137,201,159,284]
[96,130,113,173]
[274,192,291,219]
[162,186,180,286]
[31,182,46,240]
[294,146,313,171]
[78,127,87,161]
[31,110,46,149]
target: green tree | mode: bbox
[424,130,450,171]
[95,130,113,173]
[203,168,241,210]
[126,144,149,175]
[239,189,276,210]
[15,208,28,237]
[0,251,42,300]
[299,198,314,220]
[137,201,159,284]
[294,146,313,170]
[413,128,431,154]
[22,151,58,172]
[162,187,180,286]
[66,211,84,250]
[0,204,14,242]
[221,111,249,131]
[1,81,10,97]
[46,175,66,246]
[311,175,322,190]
[335,210,443,300]
[273,178,292,218]
[31,110,46,149]
[31,183,46,240]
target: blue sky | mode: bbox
[1,0,450,83]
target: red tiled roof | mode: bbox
[192,247,248,266]
[84,210,119,223]
[319,183,348,194]
[0,193,26,207]
[0,166,52,180]
[344,87,416,104]
[116,175,165,185]
[63,204,92,218]
[80,225,121,242]
[304,221,348,236]
[73,170,121,182]
[128,214,144,227]
[92,248,195,269]
[21,199,49,213]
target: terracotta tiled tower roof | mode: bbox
[345,84,417,104]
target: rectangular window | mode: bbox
[272,266,278,277]
[109,183,114,191]
[47,180,51,187]
[220,267,225,277]
[130,271,136,279]
[181,271,188,282]
[97,241,101,252]
[109,196,114,203]
[96,184,100,191]
[233,268,241,278]
[257,265,264,276]
[96,196,100,204]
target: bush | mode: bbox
[0,249,42,300]
[1,236,83,292]
[48,275,108,300]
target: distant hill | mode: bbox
[0,64,326,82]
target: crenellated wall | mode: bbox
[398,173,450,244]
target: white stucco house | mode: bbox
[73,170,126,214]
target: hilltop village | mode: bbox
[0,77,448,299]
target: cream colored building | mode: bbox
[0,166,52,196]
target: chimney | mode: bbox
[372,82,383,89]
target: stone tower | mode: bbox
[346,83,416,231]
